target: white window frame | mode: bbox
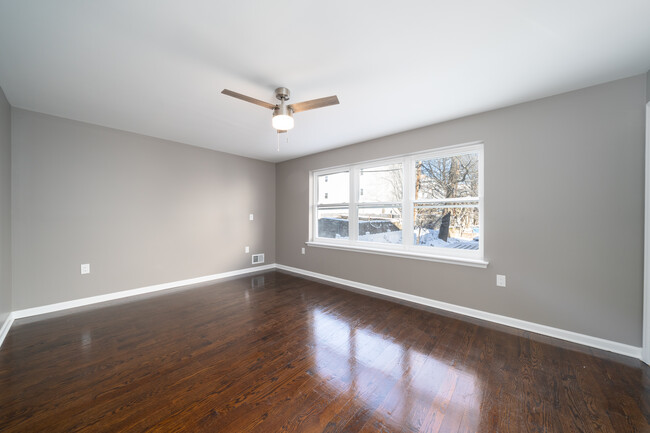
[307,141,487,268]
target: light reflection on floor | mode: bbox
[312,307,480,430]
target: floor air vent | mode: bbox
[252,253,264,264]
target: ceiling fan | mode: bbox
[221,87,339,133]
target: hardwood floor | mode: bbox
[1,271,648,432]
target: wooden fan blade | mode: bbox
[221,89,277,110]
[289,95,339,113]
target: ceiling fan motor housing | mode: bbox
[275,87,290,101]
[274,101,292,117]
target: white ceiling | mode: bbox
[0,1,649,162]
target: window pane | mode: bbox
[358,207,402,244]
[317,208,349,239]
[318,172,349,204]
[359,163,402,203]
[413,204,479,250]
[415,153,478,200]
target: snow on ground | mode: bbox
[358,230,403,244]
[358,228,479,250]
[417,230,478,249]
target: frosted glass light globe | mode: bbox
[272,114,294,130]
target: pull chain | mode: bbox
[276,130,289,152]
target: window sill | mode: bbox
[305,241,489,268]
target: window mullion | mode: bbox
[414,197,479,204]
[402,157,413,247]
[357,202,402,208]
[349,166,359,241]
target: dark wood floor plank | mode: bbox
[1,270,648,432]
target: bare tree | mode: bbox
[415,154,479,243]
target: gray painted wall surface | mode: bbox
[0,87,11,325]
[276,74,647,346]
[12,109,275,310]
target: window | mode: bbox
[358,163,402,245]
[316,170,349,239]
[309,142,485,267]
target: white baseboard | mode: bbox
[0,312,15,348]
[0,263,275,348]
[2,262,643,361]
[276,264,643,360]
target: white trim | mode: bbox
[310,141,484,173]
[311,142,485,263]
[349,165,359,241]
[403,157,414,247]
[2,262,642,360]
[0,312,15,348]
[306,241,489,268]
[644,101,650,364]
[11,264,275,320]
[477,144,485,260]
[276,264,643,360]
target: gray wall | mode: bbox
[276,74,647,346]
[0,86,11,325]
[12,109,275,310]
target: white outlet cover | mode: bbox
[81,264,90,275]
[301,247,305,255]
[496,274,506,287]
[249,213,254,221]
[245,246,250,253]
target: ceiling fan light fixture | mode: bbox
[272,103,294,130]
[221,87,338,136]
[272,114,294,130]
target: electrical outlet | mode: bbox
[245,246,250,253]
[301,247,305,255]
[249,213,254,221]
[81,264,90,275]
[496,274,506,287]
